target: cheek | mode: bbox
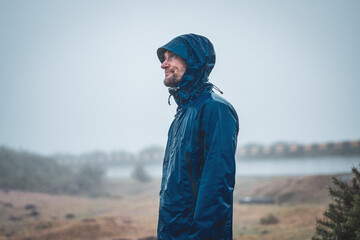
[176,63,185,73]
[181,66,186,74]
[181,63,187,74]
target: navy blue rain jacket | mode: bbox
[157,34,239,240]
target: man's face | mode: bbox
[161,50,187,87]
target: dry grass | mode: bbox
[0,175,333,240]
[0,178,159,240]
[233,204,326,239]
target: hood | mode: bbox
[157,34,216,107]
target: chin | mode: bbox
[164,82,174,87]
[164,75,180,87]
[164,79,173,87]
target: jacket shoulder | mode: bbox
[202,93,237,114]
[196,92,239,128]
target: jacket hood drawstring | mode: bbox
[168,87,180,106]
[212,84,223,94]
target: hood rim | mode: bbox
[157,34,216,107]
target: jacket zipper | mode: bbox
[186,152,198,200]
[200,131,209,152]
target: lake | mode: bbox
[105,156,360,178]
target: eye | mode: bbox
[168,53,177,60]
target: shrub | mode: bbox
[260,213,279,225]
[0,146,104,196]
[131,164,151,182]
[76,163,104,196]
[312,165,360,240]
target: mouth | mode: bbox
[165,71,173,77]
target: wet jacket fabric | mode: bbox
[157,34,239,240]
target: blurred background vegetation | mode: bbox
[0,146,104,197]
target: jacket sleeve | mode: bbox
[189,100,239,240]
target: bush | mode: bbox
[260,213,279,225]
[76,164,104,196]
[0,146,104,196]
[131,164,151,182]
[312,165,360,240]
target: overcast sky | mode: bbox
[0,0,359,155]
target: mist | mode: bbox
[1,2,360,237]
[1,0,359,155]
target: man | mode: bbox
[157,34,239,240]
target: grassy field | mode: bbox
[0,174,337,240]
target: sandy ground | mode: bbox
[0,175,337,240]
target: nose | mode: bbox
[161,59,169,69]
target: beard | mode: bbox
[164,73,181,87]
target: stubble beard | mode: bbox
[164,74,180,87]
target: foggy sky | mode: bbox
[1,0,359,155]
